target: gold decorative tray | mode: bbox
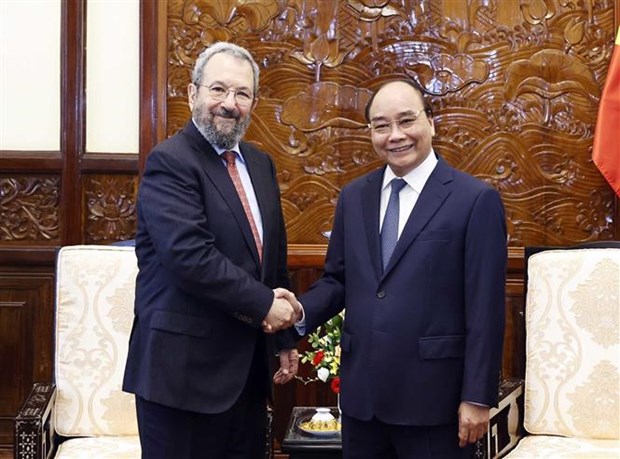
[298,418,341,437]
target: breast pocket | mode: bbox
[416,230,453,242]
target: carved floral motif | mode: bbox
[167,0,617,245]
[0,176,59,242]
[505,50,600,124]
[84,176,137,243]
[281,82,371,131]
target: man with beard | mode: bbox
[123,42,300,459]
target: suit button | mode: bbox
[377,291,386,299]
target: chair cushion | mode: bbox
[55,436,140,459]
[505,435,620,457]
[54,245,139,436]
[524,249,619,439]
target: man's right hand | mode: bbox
[262,288,302,333]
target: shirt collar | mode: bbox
[381,149,438,194]
[215,144,245,164]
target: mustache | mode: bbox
[213,107,240,120]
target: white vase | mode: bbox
[311,407,335,423]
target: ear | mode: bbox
[428,117,436,137]
[251,95,259,111]
[188,83,197,111]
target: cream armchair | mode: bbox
[15,245,140,459]
[15,245,274,459]
[505,247,620,457]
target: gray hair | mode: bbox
[192,42,260,96]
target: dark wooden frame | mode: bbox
[139,0,167,174]
[13,384,56,459]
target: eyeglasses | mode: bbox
[196,84,254,107]
[368,109,426,135]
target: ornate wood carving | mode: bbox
[14,383,56,459]
[166,0,617,246]
[83,175,138,243]
[0,176,60,243]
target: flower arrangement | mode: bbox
[299,311,344,394]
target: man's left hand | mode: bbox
[273,348,299,384]
[458,401,489,447]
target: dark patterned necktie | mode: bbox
[381,178,406,270]
[222,151,262,263]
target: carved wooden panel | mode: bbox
[166,0,617,246]
[83,174,138,243]
[0,176,60,244]
[0,273,54,447]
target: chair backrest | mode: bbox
[524,248,619,439]
[54,245,138,437]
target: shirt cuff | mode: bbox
[294,306,306,335]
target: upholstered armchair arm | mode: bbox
[14,383,57,459]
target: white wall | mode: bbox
[0,0,61,150]
[0,0,139,153]
[86,0,139,153]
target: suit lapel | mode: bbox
[382,158,453,278]
[185,123,261,269]
[362,168,385,282]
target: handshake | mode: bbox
[262,288,303,333]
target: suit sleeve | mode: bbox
[298,190,347,334]
[461,187,507,406]
[139,147,274,326]
[268,155,298,350]
[271,156,291,291]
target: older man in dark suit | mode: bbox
[290,80,507,458]
[123,42,299,459]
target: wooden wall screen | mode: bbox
[0,0,619,456]
[162,0,619,247]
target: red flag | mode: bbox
[593,27,620,196]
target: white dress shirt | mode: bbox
[379,150,438,237]
[213,144,264,244]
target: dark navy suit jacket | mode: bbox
[123,121,293,414]
[301,156,507,426]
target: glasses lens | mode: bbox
[205,85,253,106]
[235,93,253,106]
[370,123,390,134]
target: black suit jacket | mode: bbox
[123,121,292,413]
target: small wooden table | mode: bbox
[282,380,523,459]
[281,407,342,459]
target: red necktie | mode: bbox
[222,151,263,263]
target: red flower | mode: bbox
[330,377,340,394]
[312,351,325,366]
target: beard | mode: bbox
[193,105,251,150]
